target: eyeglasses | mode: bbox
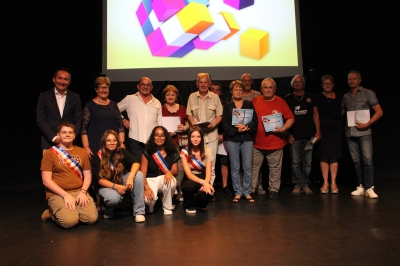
[154,134,165,139]
[97,85,109,90]
[233,89,243,93]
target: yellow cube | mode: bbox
[177,2,214,34]
[240,28,269,59]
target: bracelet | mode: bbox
[80,189,87,194]
[112,183,116,190]
[62,193,67,198]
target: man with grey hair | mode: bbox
[342,70,383,198]
[241,73,261,101]
[284,75,321,196]
[187,73,223,186]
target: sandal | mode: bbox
[245,196,255,203]
[232,196,241,203]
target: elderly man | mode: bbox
[41,122,98,228]
[241,73,261,101]
[284,75,321,195]
[36,67,82,154]
[187,73,223,186]
[118,77,162,160]
[252,78,295,199]
[342,71,383,198]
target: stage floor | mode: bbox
[1,176,399,265]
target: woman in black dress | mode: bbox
[314,75,342,194]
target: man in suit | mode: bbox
[36,67,82,153]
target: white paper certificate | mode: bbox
[162,116,181,132]
[346,110,370,127]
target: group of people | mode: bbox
[36,67,382,229]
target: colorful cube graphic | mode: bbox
[176,2,214,34]
[160,14,197,46]
[223,0,254,10]
[198,12,230,42]
[240,28,269,59]
[184,0,210,6]
[146,28,181,56]
[151,0,187,22]
[219,11,240,40]
[136,0,267,58]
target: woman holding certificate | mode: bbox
[161,85,188,201]
[180,126,214,213]
[222,80,258,202]
[313,75,342,193]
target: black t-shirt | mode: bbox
[143,150,180,178]
[284,92,316,139]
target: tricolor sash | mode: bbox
[51,146,83,180]
[180,148,205,172]
[152,149,170,174]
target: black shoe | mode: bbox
[269,191,278,199]
[222,186,233,196]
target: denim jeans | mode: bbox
[289,139,312,189]
[346,134,374,189]
[98,171,145,216]
[225,140,253,197]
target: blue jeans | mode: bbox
[225,140,253,197]
[289,139,312,188]
[98,172,145,216]
[346,134,374,189]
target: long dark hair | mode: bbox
[145,126,178,154]
[187,126,205,160]
[99,130,124,184]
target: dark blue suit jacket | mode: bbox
[36,89,82,149]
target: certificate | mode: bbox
[346,110,370,127]
[232,108,253,125]
[162,116,181,132]
[217,142,227,155]
[262,114,283,132]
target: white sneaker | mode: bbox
[351,185,365,196]
[162,206,173,215]
[135,214,145,223]
[366,186,378,199]
[185,207,196,214]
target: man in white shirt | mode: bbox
[118,77,162,160]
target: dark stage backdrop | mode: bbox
[2,1,398,191]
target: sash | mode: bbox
[51,146,83,181]
[152,149,170,174]
[180,148,205,172]
[97,150,116,174]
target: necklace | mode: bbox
[294,94,304,101]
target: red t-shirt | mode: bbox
[252,95,294,150]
